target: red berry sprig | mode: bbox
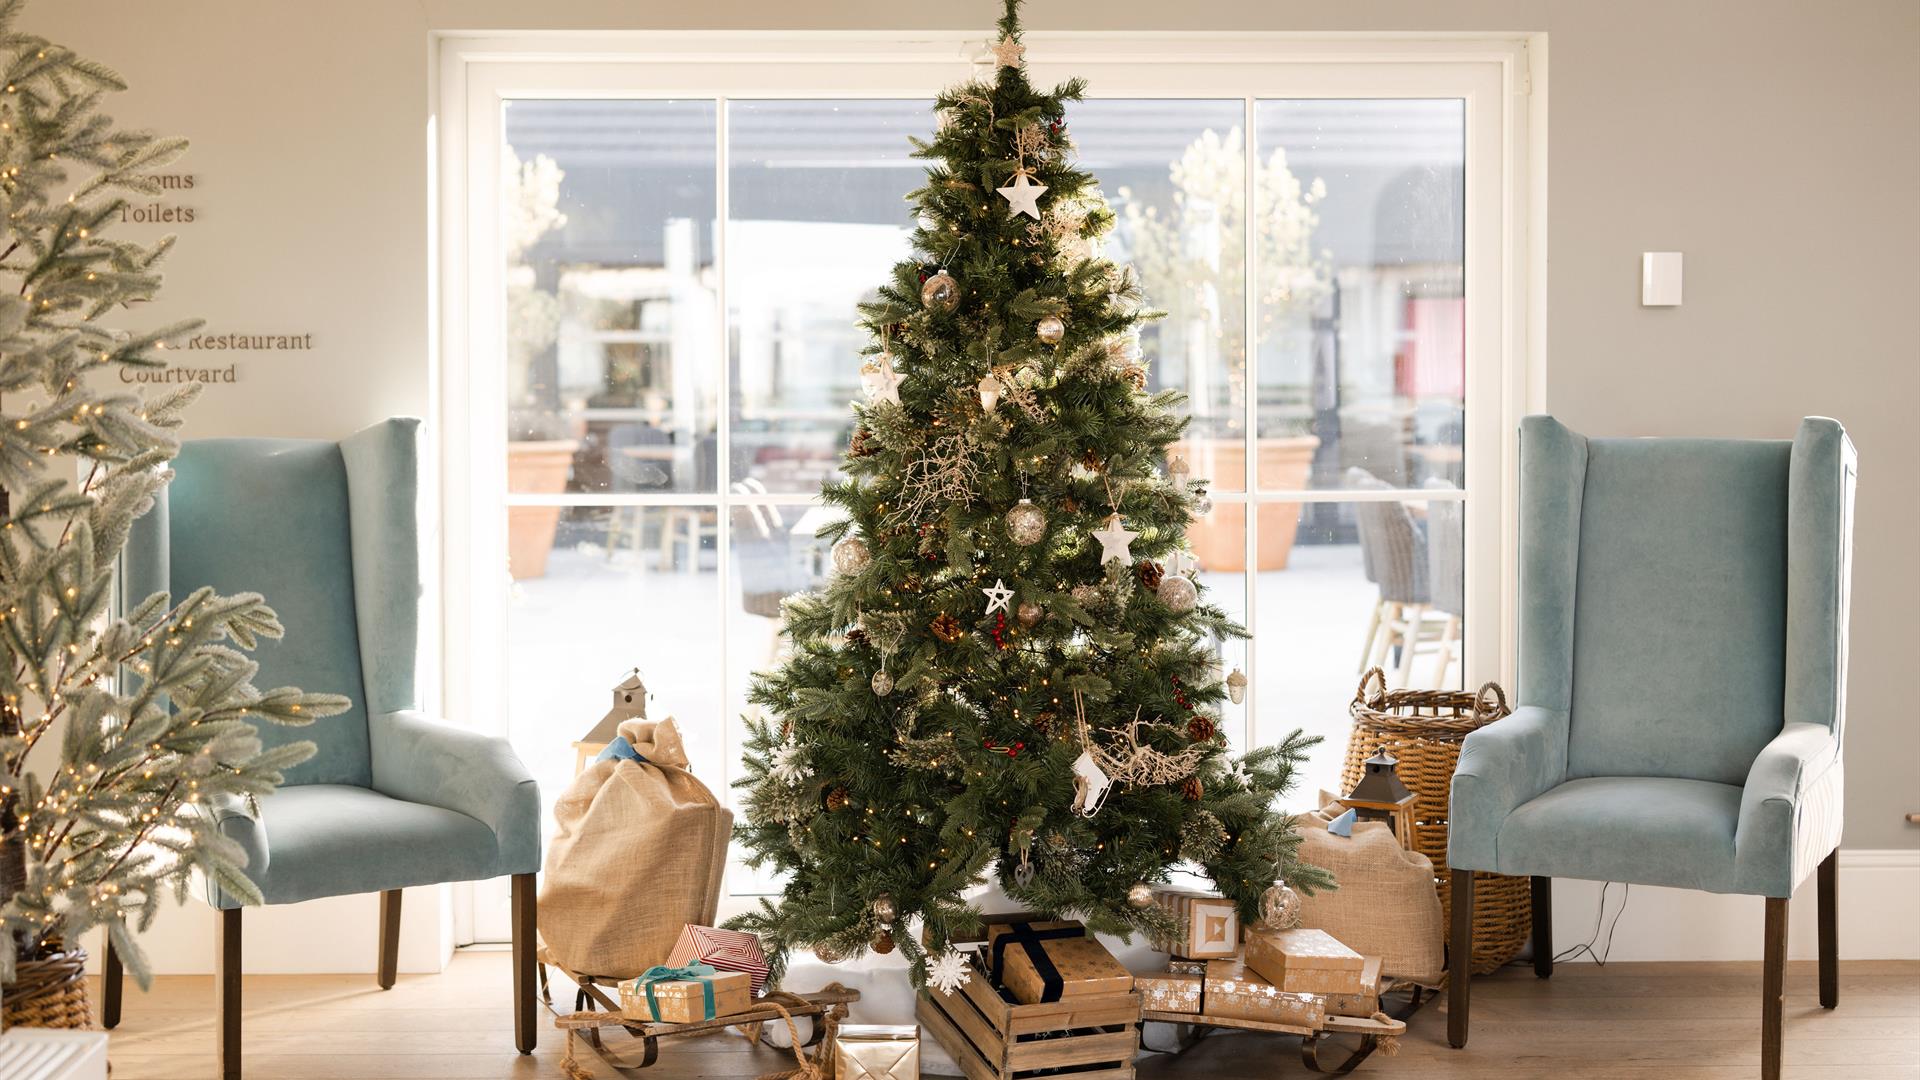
[985,738,1026,759]
[991,612,1010,650]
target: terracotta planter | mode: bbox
[1172,436,1321,572]
[507,440,579,580]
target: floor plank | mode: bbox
[92,952,1920,1079]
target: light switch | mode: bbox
[1642,252,1683,307]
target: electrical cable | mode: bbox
[1552,881,1631,966]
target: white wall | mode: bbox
[31,0,1920,976]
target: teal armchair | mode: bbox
[1448,416,1854,1080]
[103,418,542,1078]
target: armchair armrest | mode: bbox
[1733,722,1842,897]
[191,792,267,909]
[370,710,541,875]
[1448,704,1569,871]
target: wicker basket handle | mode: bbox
[1354,667,1389,709]
[1472,680,1508,720]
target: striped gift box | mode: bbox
[665,925,770,997]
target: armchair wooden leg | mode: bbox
[1448,869,1472,1049]
[1817,849,1839,1009]
[1531,876,1553,978]
[512,873,537,1055]
[377,889,402,990]
[216,906,242,1080]
[102,939,123,1029]
[1762,896,1787,1080]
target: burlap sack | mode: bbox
[1295,804,1445,986]
[538,717,732,979]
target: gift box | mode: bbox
[1149,887,1240,959]
[665,924,770,997]
[1167,958,1208,976]
[618,964,752,1024]
[1244,927,1364,996]
[1202,958,1327,1028]
[835,1023,920,1080]
[1134,968,1204,1014]
[1322,956,1383,1018]
[984,919,1134,1004]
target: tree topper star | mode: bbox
[1092,515,1139,565]
[990,34,1025,69]
[982,578,1015,615]
[996,172,1048,220]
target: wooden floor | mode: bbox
[94,952,1918,1079]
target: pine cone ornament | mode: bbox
[1033,710,1058,739]
[1187,714,1217,742]
[848,427,877,457]
[845,626,869,647]
[825,787,850,812]
[1081,449,1103,472]
[1123,364,1148,391]
[1181,775,1204,801]
[930,613,966,643]
[1138,560,1164,590]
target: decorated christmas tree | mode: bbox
[733,0,1328,990]
[0,0,350,990]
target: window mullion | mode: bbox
[1240,95,1260,754]
[715,96,737,808]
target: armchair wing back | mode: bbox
[125,419,424,786]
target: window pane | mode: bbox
[1253,496,1465,806]
[506,506,723,809]
[1253,100,1465,493]
[503,99,720,495]
[1077,100,1248,491]
[728,101,930,493]
[1184,501,1250,756]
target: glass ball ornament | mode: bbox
[814,940,850,964]
[1006,499,1047,546]
[1127,882,1155,909]
[1195,493,1214,516]
[1158,574,1198,613]
[1259,882,1303,930]
[1016,600,1044,628]
[921,270,960,312]
[831,537,871,576]
[872,892,898,924]
[871,669,894,697]
[1035,315,1066,345]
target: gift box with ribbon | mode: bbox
[665,924,770,997]
[617,963,752,1024]
[983,918,1133,1005]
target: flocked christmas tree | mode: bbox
[733,0,1329,991]
[0,0,350,990]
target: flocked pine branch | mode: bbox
[0,0,350,987]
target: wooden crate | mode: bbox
[916,956,1140,1080]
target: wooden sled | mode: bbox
[539,962,858,1075]
[1140,982,1428,1076]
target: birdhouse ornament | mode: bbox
[572,668,649,775]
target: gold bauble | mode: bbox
[1006,499,1048,546]
[1035,315,1066,345]
[814,940,850,964]
[832,537,871,575]
[872,892,898,924]
[1127,882,1155,909]
[1016,600,1044,628]
[921,270,960,312]
[1157,574,1198,613]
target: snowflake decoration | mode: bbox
[927,946,974,996]
[770,733,812,788]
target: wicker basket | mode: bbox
[2,943,94,1030]
[1342,668,1529,976]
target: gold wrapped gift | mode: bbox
[1322,956,1383,1018]
[1149,887,1241,959]
[834,1023,919,1080]
[1202,958,1327,1028]
[1244,927,1364,996]
[617,967,751,1024]
[984,919,1133,1004]
[1135,969,1203,1014]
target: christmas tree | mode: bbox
[0,0,350,988]
[733,0,1328,989]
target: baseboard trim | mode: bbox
[1550,847,1920,963]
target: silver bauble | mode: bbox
[871,670,894,696]
[1158,574,1198,613]
[1035,315,1066,345]
[831,537,871,575]
[1006,499,1047,546]
[1127,882,1155,909]
[921,271,960,312]
[872,892,898,924]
